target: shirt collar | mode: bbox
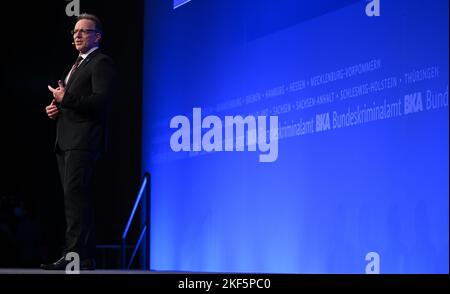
[80,47,99,60]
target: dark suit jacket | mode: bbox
[55,49,117,152]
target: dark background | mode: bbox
[0,0,144,267]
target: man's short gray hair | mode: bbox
[76,13,103,34]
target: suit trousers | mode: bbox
[56,147,99,260]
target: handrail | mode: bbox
[121,172,151,270]
[122,176,148,240]
[127,225,147,269]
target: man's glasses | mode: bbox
[70,29,97,36]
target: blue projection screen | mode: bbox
[142,0,448,273]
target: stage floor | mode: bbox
[0,268,184,274]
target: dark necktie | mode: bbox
[67,56,84,83]
[72,55,84,73]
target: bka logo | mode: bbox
[365,0,380,17]
[315,112,330,133]
[65,0,80,17]
[404,92,423,114]
[365,251,380,274]
[65,252,80,274]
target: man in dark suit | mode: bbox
[42,13,116,270]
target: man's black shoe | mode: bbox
[80,258,96,270]
[40,256,69,270]
[40,256,96,271]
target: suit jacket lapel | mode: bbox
[76,50,97,70]
[65,49,101,90]
[77,49,100,70]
